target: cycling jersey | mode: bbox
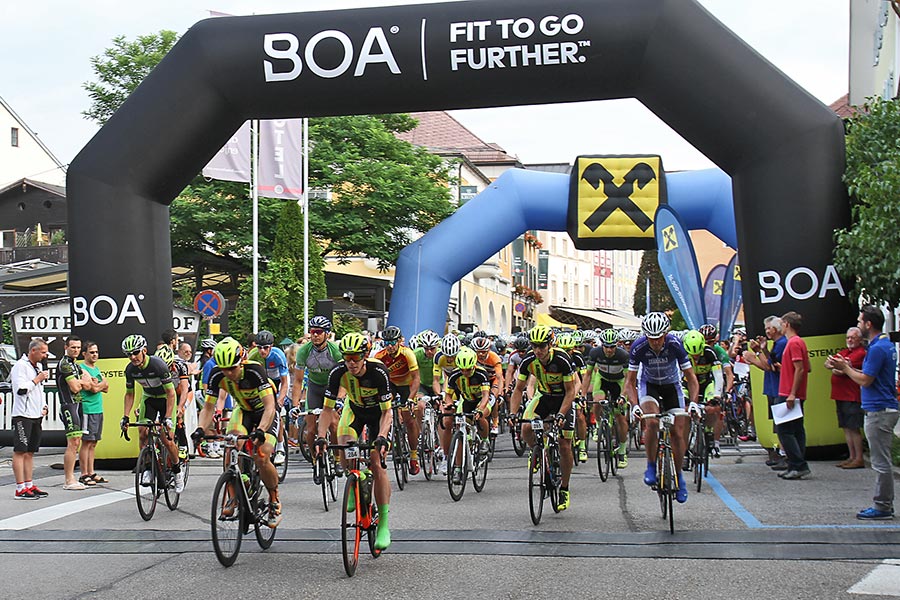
[247,346,289,391]
[56,355,85,404]
[508,351,527,371]
[125,355,175,399]
[325,360,393,411]
[295,341,342,387]
[517,349,575,396]
[432,352,457,382]
[205,362,273,412]
[374,346,419,387]
[688,347,721,387]
[476,350,503,387]
[172,358,191,387]
[710,343,732,366]
[446,366,490,404]
[628,334,691,386]
[568,350,587,375]
[413,347,435,388]
[586,346,629,382]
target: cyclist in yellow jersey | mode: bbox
[374,326,421,475]
[557,332,590,463]
[317,332,394,550]
[432,335,461,396]
[193,337,282,528]
[439,347,491,474]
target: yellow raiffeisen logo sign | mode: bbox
[661,224,678,252]
[568,155,666,250]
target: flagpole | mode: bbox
[303,117,310,335]
[252,119,260,333]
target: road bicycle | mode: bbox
[417,395,441,480]
[207,433,278,567]
[124,421,188,521]
[684,404,711,492]
[572,396,591,467]
[332,440,386,577]
[273,404,290,483]
[509,398,528,457]
[312,428,340,512]
[445,411,491,501]
[591,399,621,482]
[724,378,751,447]
[527,417,563,525]
[643,410,686,535]
[389,397,412,489]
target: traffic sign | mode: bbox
[515,302,526,314]
[193,289,225,318]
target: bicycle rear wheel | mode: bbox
[254,495,277,549]
[472,439,489,492]
[367,503,382,558]
[162,447,181,511]
[211,470,243,567]
[341,473,361,577]
[657,449,668,520]
[692,425,705,492]
[420,423,435,481]
[327,452,339,501]
[135,446,158,521]
[596,420,611,482]
[319,454,331,511]
[664,449,676,534]
[298,419,313,464]
[609,421,620,477]
[528,447,544,525]
[548,444,562,513]
[447,430,467,501]
[276,419,289,483]
[392,421,407,491]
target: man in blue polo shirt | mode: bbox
[832,305,899,520]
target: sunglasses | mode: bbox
[343,354,365,363]
[310,329,326,335]
[260,344,273,350]
[127,350,142,357]
[86,350,99,354]
[384,340,399,346]
[531,342,549,349]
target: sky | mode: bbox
[2,0,849,174]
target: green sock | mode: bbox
[617,442,626,454]
[375,504,391,550]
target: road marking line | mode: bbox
[705,472,763,528]
[848,559,900,596]
[0,490,133,530]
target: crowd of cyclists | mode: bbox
[117,310,756,555]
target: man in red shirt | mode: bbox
[777,311,812,480]
[824,327,866,469]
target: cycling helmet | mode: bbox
[557,332,576,350]
[417,330,440,348]
[529,324,554,345]
[600,329,619,347]
[732,327,747,338]
[214,337,244,368]
[699,324,718,343]
[154,345,175,366]
[641,312,670,338]
[513,336,530,353]
[308,315,333,331]
[255,330,275,346]
[571,330,584,346]
[471,336,492,352]
[121,334,147,355]
[339,332,369,355]
[672,330,686,340]
[455,347,478,370]
[441,334,461,357]
[200,338,216,350]
[683,330,706,355]
[472,330,489,339]
[382,326,402,342]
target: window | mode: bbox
[11,127,19,147]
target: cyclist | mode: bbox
[440,347,492,481]
[155,345,193,465]
[193,337,282,528]
[120,334,184,493]
[432,334,461,398]
[557,332,590,463]
[292,316,342,459]
[682,330,724,457]
[508,324,577,512]
[582,328,630,468]
[728,327,756,441]
[699,324,736,407]
[504,336,531,395]
[317,332,394,550]
[247,330,290,465]
[414,330,442,397]
[374,326,421,475]
[625,313,699,504]
[471,334,503,435]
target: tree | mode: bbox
[632,250,676,316]
[834,96,900,310]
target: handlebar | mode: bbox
[328,441,388,469]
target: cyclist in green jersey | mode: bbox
[683,330,725,456]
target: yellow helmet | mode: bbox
[213,337,244,368]
[339,332,369,355]
[154,345,175,367]
[529,324,554,345]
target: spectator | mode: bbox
[56,335,93,490]
[79,341,109,484]
[743,315,788,468]
[10,338,50,499]
[824,327,866,469]
[775,311,811,480]
[831,305,899,520]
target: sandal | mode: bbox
[89,474,109,484]
[78,475,97,486]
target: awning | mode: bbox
[549,306,642,330]
[535,312,576,329]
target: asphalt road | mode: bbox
[1,432,898,599]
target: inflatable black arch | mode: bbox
[68,0,854,352]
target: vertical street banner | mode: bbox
[202,121,251,182]
[512,238,524,283]
[537,250,549,290]
[568,155,666,250]
[720,253,743,338]
[703,263,727,329]
[257,118,304,199]
[654,205,706,330]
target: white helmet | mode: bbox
[417,330,441,348]
[441,335,461,357]
[641,312,670,338]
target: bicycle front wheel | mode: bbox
[341,473,362,577]
[276,420,289,483]
[298,419,313,464]
[512,424,527,457]
[548,443,562,513]
[254,495,277,549]
[596,420,611,482]
[327,452,339,502]
[528,447,544,525]
[447,430,467,501]
[319,454,331,512]
[664,449,676,534]
[211,470,243,567]
[472,439,489,492]
[162,447,181,511]
[420,424,434,481]
[392,422,407,491]
[135,446,158,521]
[609,420,620,477]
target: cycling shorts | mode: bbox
[305,381,327,412]
[523,392,576,438]
[640,381,684,412]
[227,406,280,447]
[338,402,383,440]
[138,396,173,423]
[60,403,84,439]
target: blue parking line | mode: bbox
[705,472,900,530]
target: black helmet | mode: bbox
[513,336,530,352]
[382,326,402,342]
[255,330,275,346]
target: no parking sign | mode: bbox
[193,289,225,318]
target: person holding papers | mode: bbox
[774,312,811,481]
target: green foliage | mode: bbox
[50,230,66,245]
[632,250,676,316]
[332,313,363,340]
[892,434,900,468]
[835,96,900,309]
[82,30,180,125]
